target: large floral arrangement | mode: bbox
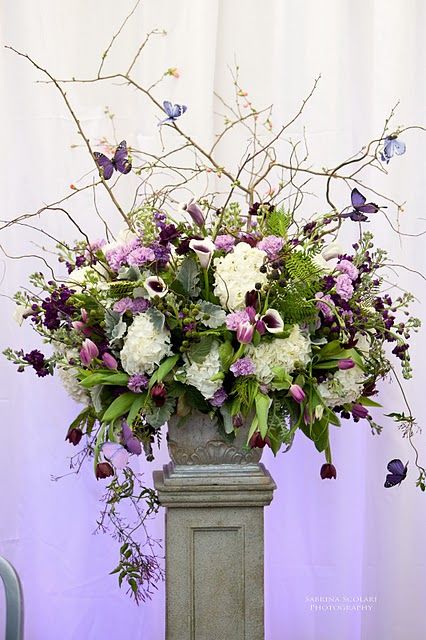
[3,18,425,602]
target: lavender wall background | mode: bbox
[1,1,426,638]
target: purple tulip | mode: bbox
[351,403,369,419]
[102,352,118,370]
[95,462,114,480]
[65,427,83,446]
[320,463,337,479]
[261,309,284,333]
[236,321,254,344]
[151,383,167,407]
[338,358,355,370]
[80,338,99,365]
[249,432,272,449]
[289,384,306,404]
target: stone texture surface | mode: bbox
[154,460,276,640]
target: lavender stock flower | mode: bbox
[128,374,149,393]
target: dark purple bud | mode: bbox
[320,463,337,479]
[95,462,114,480]
[249,432,271,449]
[232,413,244,428]
[65,427,83,446]
[351,403,369,419]
[186,202,205,227]
[245,290,259,309]
[150,383,167,407]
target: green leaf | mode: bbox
[219,340,234,371]
[176,257,201,297]
[220,405,234,434]
[145,397,176,429]
[80,371,129,388]
[358,396,382,408]
[149,354,180,389]
[102,392,138,424]
[266,208,292,237]
[255,393,272,438]
[127,394,147,425]
[188,335,215,364]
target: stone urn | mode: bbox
[166,410,262,467]
[154,410,276,640]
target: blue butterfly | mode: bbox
[158,100,187,126]
[380,135,406,164]
[340,188,380,222]
[384,458,408,488]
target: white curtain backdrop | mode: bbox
[1,1,425,639]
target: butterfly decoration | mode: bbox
[341,188,380,222]
[380,135,406,164]
[384,458,408,488]
[94,140,132,181]
[158,100,187,126]
[122,422,142,456]
[101,442,129,470]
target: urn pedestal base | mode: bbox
[153,461,276,640]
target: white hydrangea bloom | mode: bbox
[120,313,172,375]
[54,345,89,404]
[246,325,311,383]
[57,365,90,404]
[183,341,222,399]
[213,242,267,310]
[317,366,365,408]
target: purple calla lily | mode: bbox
[261,309,284,333]
[189,238,216,269]
[144,276,168,298]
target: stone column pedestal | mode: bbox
[153,461,276,640]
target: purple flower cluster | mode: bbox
[335,259,359,281]
[23,349,50,377]
[128,373,149,393]
[210,387,228,407]
[230,357,256,377]
[106,239,155,271]
[257,235,284,259]
[335,274,354,301]
[40,285,76,330]
[315,292,334,320]
[215,235,235,252]
[113,297,150,314]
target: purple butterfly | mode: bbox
[94,140,132,181]
[380,135,406,164]
[121,422,142,456]
[341,188,380,222]
[384,458,408,488]
[158,100,187,126]
[101,442,129,470]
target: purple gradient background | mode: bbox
[1,1,426,639]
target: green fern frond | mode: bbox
[265,208,292,237]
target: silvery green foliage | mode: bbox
[197,301,227,328]
[104,309,128,345]
[146,307,166,331]
[176,257,201,297]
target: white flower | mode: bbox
[68,264,109,291]
[13,305,31,326]
[321,242,343,261]
[189,237,216,269]
[317,366,365,408]
[355,332,371,356]
[103,228,137,253]
[57,365,90,404]
[183,341,222,399]
[246,325,311,383]
[54,345,89,404]
[213,242,267,310]
[120,313,172,375]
